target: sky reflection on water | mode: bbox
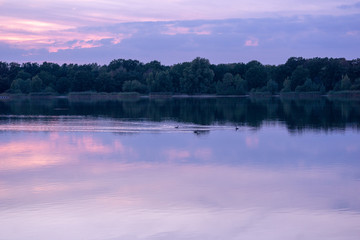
[0,121,360,240]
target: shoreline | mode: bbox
[1,91,360,101]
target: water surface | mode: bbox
[0,98,359,240]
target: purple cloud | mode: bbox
[338,1,360,9]
[0,0,359,65]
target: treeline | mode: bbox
[0,57,360,95]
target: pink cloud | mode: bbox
[0,18,72,32]
[48,40,104,53]
[0,16,132,52]
[244,38,259,47]
[162,26,190,35]
[162,24,212,36]
[346,31,359,36]
[3,31,131,52]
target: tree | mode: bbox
[16,70,32,80]
[148,71,173,92]
[9,62,20,81]
[169,62,189,93]
[181,57,214,94]
[234,74,247,94]
[38,71,56,89]
[216,73,248,95]
[9,78,22,93]
[295,78,318,92]
[31,76,43,92]
[144,60,165,73]
[22,62,39,76]
[245,64,267,90]
[290,66,309,91]
[319,58,348,91]
[72,71,94,91]
[122,80,147,93]
[266,79,278,94]
[246,60,262,70]
[350,78,360,90]
[10,78,31,94]
[216,73,234,95]
[284,57,306,72]
[94,72,114,92]
[0,76,10,93]
[340,74,351,90]
[0,57,358,94]
[56,77,70,94]
[281,77,291,92]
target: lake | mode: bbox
[0,97,359,240]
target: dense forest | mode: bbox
[0,57,360,95]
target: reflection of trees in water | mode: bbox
[0,97,359,131]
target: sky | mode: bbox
[0,0,360,65]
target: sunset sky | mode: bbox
[1,0,359,65]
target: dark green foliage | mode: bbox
[290,66,310,91]
[123,80,147,93]
[169,62,189,93]
[350,78,360,90]
[285,57,306,72]
[31,76,43,92]
[180,57,214,94]
[216,73,247,95]
[340,75,351,90]
[0,76,10,93]
[9,78,22,93]
[245,64,267,90]
[148,71,173,92]
[10,78,31,94]
[16,70,32,80]
[0,57,359,95]
[9,62,20,81]
[281,77,292,92]
[234,75,247,95]
[266,79,278,94]
[72,71,94,92]
[94,72,114,92]
[295,78,319,92]
[56,77,70,94]
[38,71,56,88]
[21,62,39,76]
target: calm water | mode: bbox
[0,97,359,240]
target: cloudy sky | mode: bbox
[0,0,359,65]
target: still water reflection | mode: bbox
[0,98,359,240]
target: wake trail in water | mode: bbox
[0,115,237,133]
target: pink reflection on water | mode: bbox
[163,149,190,161]
[0,133,134,171]
[162,148,213,162]
[245,135,259,148]
[1,129,360,240]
